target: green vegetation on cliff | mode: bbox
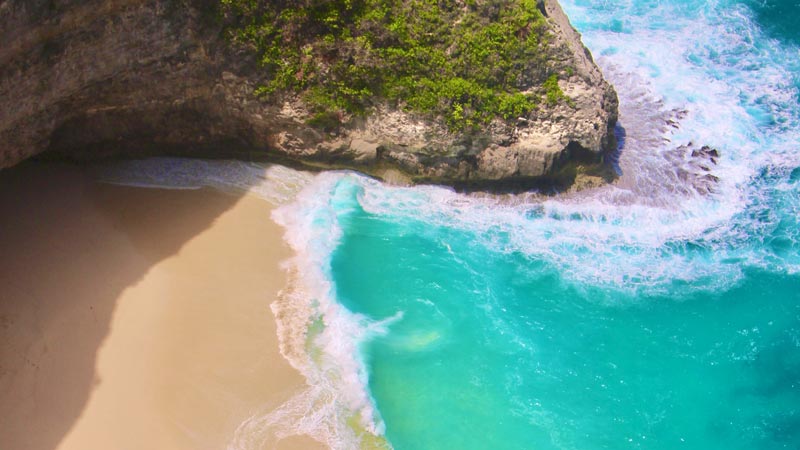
[220,0,567,130]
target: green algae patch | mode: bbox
[220,0,566,131]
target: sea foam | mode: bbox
[99,159,392,448]
[230,173,395,450]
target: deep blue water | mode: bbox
[746,0,800,45]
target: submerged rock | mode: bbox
[0,0,618,191]
[664,143,721,195]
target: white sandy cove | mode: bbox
[0,163,324,450]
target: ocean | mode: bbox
[101,0,800,447]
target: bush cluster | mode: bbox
[221,0,568,131]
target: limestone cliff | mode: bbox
[0,0,617,190]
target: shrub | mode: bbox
[220,0,566,131]
[543,74,567,106]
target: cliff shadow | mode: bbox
[0,161,248,450]
[610,123,627,177]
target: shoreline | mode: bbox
[0,162,324,449]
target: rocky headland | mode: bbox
[0,0,618,191]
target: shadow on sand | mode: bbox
[0,162,243,449]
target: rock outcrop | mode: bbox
[0,0,618,190]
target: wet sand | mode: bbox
[0,163,322,449]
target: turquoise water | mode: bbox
[328,179,800,449]
[281,0,800,447]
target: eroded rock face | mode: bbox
[0,0,281,166]
[0,0,618,190]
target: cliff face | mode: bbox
[0,0,617,189]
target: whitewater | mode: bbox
[100,0,800,448]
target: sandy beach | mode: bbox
[0,163,322,450]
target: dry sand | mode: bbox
[0,163,323,450]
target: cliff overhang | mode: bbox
[0,0,618,192]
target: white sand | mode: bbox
[0,163,323,450]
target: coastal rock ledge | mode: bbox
[0,0,618,190]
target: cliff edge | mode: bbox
[0,0,617,190]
